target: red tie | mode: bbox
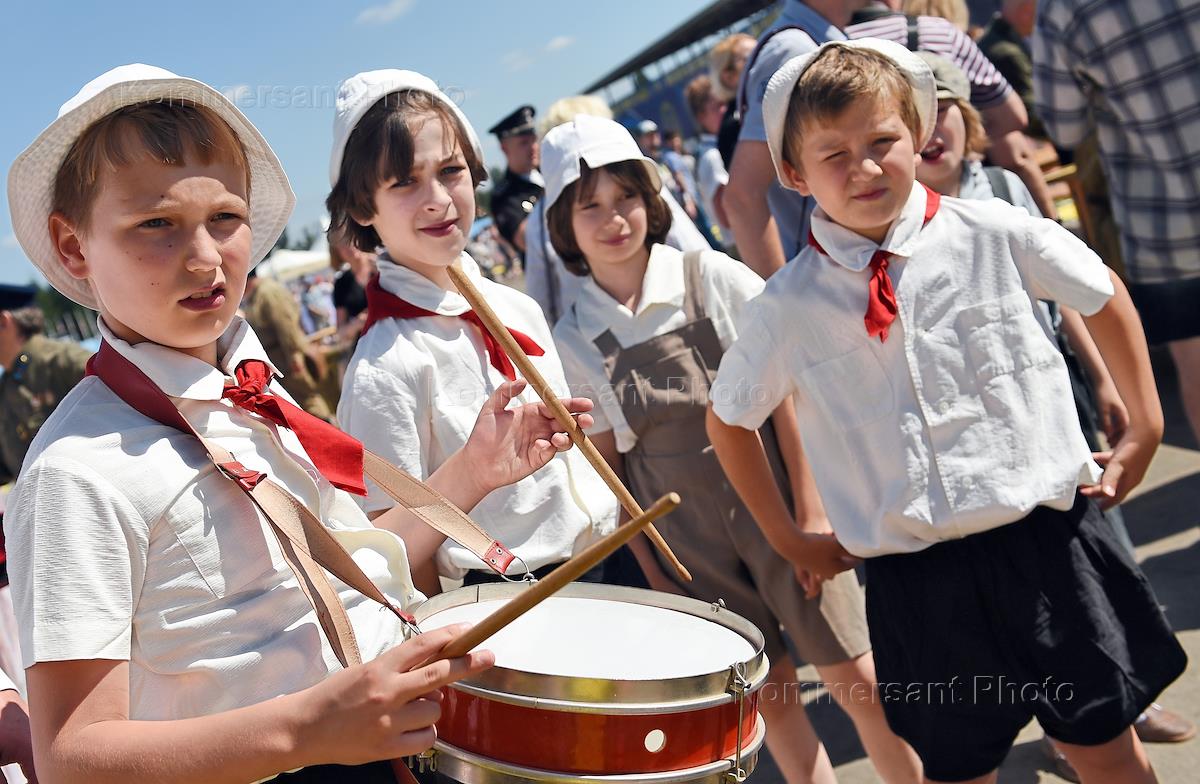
[807,186,941,343]
[222,359,368,496]
[362,276,544,381]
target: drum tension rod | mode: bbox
[725,661,750,783]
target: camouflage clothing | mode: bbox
[0,334,91,482]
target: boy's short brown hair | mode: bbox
[326,90,488,253]
[782,46,924,172]
[53,100,250,231]
[546,160,672,277]
[684,75,717,121]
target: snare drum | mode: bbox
[412,582,769,784]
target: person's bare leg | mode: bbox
[1056,726,1157,783]
[758,654,837,784]
[816,653,923,784]
[1168,336,1200,445]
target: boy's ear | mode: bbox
[779,159,811,196]
[48,212,90,281]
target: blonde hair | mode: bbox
[903,0,969,32]
[540,95,612,136]
[954,97,989,156]
[783,47,923,171]
[709,33,756,102]
[54,101,250,230]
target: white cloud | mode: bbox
[500,50,534,72]
[545,35,574,53]
[356,0,416,24]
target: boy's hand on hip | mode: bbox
[463,379,595,494]
[1082,424,1160,509]
[300,624,494,766]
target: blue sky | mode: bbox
[0,0,704,285]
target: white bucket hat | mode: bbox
[7,64,295,310]
[762,38,937,192]
[540,114,663,213]
[329,69,483,188]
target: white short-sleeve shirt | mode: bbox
[711,183,1114,557]
[6,318,421,721]
[554,245,765,454]
[338,253,618,578]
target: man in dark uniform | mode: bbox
[0,284,91,484]
[488,104,543,257]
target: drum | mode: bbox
[411,582,769,784]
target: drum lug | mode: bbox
[710,598,726,614]
[724,661,751,783]
[414,748,437,774]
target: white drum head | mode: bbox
[421,596,757,680]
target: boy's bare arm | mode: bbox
[1060,305,1129,443]
[1080,271,1164,507]
[725,141,788,279]
[28,626,491,784]
[706,405,857,580]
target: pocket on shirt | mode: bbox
[799,345,894,430]
[956,292,1060,383]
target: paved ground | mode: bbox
[748,348,1200,782]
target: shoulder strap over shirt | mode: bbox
[983,166,1014,205]
[905,14,921,51]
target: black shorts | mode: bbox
[864,494,1187,782]
[267,761,444,783]
[1127,275,1200,344]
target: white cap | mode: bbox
[329,69,482,187]
[540,114,663,212]
[762,38,937,191]
[7,64,295,310]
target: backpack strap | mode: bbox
[984,166,1014,205]
[905,15,921,51]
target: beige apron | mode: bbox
[592,250,869,666]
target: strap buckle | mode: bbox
[217,460,266,492]
[496,552,537,584]
[724,661,751,783]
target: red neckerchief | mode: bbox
[808,185,941,342]
[362,275,544,381]
[86,342,369,496]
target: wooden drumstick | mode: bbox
[447,264,692,583]
[436,493,680,660]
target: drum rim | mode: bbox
[427,710,768,783]
[413,583,770,711]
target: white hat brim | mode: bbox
[7,71,295,310]
[762,39,937,192]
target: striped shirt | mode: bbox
[1033,0,1200,284]
[846,12,1012,110]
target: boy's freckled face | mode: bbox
[366,114,475,278]
[67,156,251,359]
[782,97,921,244]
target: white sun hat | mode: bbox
[7,63,295,310]
[329,69,483,188]
[762,38,937,192]
[540,114,663,213]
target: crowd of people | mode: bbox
[0,0,1196,782]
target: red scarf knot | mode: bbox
[362,275,544,381]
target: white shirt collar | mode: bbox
[375,251,484,316]
[98,315,281,401]
[809,182,929,272]
[575,244,684,340]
